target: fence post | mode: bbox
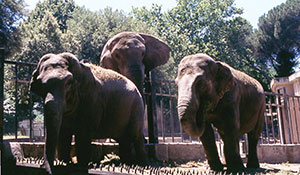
[145,71,158,157]
[14,64,18,140]
[0,48,4,169]
[282,92,292,144]
[276,94,285,144]
[28,65,33,141]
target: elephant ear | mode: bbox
[99,39,119,72]
[59,52,82,80]
[139,33,171,72]
[30,67,44,97]
[215,62,234,99]
[30,54,53,97]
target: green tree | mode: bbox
[28,0,75,32]
[62,6,153,63]
[0,0,26,57]
[16,10,64,62]
[64,7,128,63]
[3,10,63,134]
[12,0,75,63]
[15,0,152,63]
[252,0,300,77]
[133,0,272,87]
[1,0,27,135]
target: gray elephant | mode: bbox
[30,53,146,174]
[100,31,171,99]
[175,54,265,171]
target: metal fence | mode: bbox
[2,60,300,145]
[147,78,300,145]
[2,60,42,141]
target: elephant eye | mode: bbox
[195,78,206,91]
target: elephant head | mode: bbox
[175,54,234,138]
[100,32,170,98]
[30,53,81,174]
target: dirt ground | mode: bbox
[100,154,300,174]
[167,161,300,174]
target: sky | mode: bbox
[23,0,287,28]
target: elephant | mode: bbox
[100,31,171,100]
[30,53,147,174]
[175,54,265,172]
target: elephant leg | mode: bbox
[220,131,245,172]
[118,135,133,164]
[200,123,223,171]
[132,129,148,164]
[57,125,72,164]
[75,131,91,172]
[246,131,260,168]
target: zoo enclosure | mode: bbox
[1,60,300,145]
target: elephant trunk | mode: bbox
[43,91,64,174]
[126,65,145,99]
[177,87,205,138]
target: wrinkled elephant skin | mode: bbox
[30,53,146,174]
[100,31,171,100]
[175,54,265,172]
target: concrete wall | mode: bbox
[257,144,300,163]
[7,142,300,163]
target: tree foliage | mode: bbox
[13,0,153,64]
[64,6,154,63]
[132,0,272,87]
[0,0,26,57]
[252,0,300,77]
[1,0,27,134]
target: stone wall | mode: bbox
[5,142,300,163]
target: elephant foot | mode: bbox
[247,160,260,169]
[134,156,149,166]
[226,163,245,173]
[208,160,224,171]
[247,154,260,168]
[41,162,52,175]
[68,163,89,175]
[120,156,133,165]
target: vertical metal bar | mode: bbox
[145,72,154,143]
[284,94,294,144]
[145,71,157,158]
[14,64,18,140]
[168,82,175,142]
[276,93,285,144]
[292,97,300,143]
[268,99,276,143]
[297,97,300,143]
[264,107,270,144]
[293,96,300,143]
[159,86,165,143]
[290,96,296,143]
[0,48,5,168]
[29,65,33,141]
